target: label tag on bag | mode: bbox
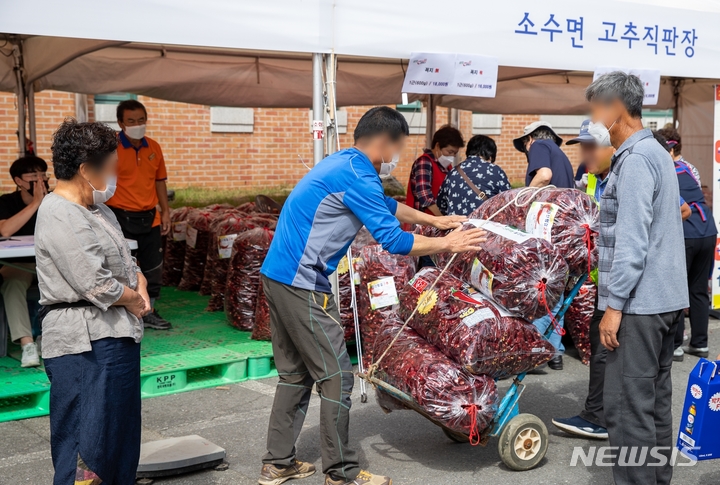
[367,277,398,310]
[172,221,187,241]
[218,234,238,259]
[186,226,198,249]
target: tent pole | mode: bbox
[312,53,324,165]
[12,43,26,157]
[324,53,339,156]
[425,95,436,148]
[27,83,36,152]
[448,107,459,128]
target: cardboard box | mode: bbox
[677,359,720,461]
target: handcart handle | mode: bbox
[543,274,588,340]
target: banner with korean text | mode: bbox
[402,53,499,97]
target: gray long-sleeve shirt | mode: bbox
[597,129,689,314]
[35,193,143,359]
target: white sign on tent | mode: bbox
[402,53,499,97]
[593,66,661,106]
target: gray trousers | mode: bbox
[604,310,680,485]
[261,275,359,482]
[579,307,607,428]
[0,263,35,343]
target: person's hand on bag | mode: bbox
[444,227,486,253]
[431,214,467,231]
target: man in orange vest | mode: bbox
[107,100,172,330]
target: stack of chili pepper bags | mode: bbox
[373,313,498,437]
[564,278,596,365]
[472,188,599,276]
[337,228,376,341]
[397,267,555,379]
[178,206,231,291]
[206,214,277,311]
[448,220,568,322]
[162,206,192,286]
[225,227,275,336]
[354,243,416,368]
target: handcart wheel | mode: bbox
[442,427,469,443]
[361,394,368,403]
[497,414,548,471]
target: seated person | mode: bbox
[0,156,48,367]
[437,135,511,216]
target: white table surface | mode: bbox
[0,235,138,259]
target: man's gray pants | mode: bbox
[604,310,681,485]
[261,275,359,482]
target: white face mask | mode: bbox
[587,120,617,148]
[379,153,400,177]
[438,155,455,169]
[88,176,117,205]
[124,124,146,140]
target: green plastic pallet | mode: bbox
[0,287,277,422]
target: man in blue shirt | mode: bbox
[258,107,486,485]
[513,121,575,188]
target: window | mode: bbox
[642,109,673,131]
[472,114,503,135]
[395,102,426,135]
[307,109,348,134]
[210,107,255,133]
[539,115,587,135]
[93,92,137,131]
[396,101,423,112]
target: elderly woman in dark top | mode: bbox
[37,119,150,485]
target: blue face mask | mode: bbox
[88,176,117,205]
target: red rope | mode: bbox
[465,404,481,446]
[537,280,564,336]
[581,223,594,277]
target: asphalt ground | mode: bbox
[2,320,720,485]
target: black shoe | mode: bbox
[548,355,563,370]
[143,310,172,330]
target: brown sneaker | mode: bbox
[258,460,316,485]
[324,470,392,485]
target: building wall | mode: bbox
[0,91,581,193]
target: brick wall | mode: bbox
[0,91,581,193]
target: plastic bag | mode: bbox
[177,209,220,291]
[225,228,274,331]
[207,215,277,312]
[357,244,416,368]
[236,201,256,213]
[252,278,272,341]
[338,228,377,341]
[373,313,498,437]
[397,267,555,378]
[413,225,453,268]
[205,212,248,311]
[449,220,568,322]
[564,279,595,365]
[162,206,193,286]
[473,188,599,276]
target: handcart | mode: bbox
[356,273,588,472]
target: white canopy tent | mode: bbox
[1,0,719,175]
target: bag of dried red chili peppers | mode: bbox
[177,208,225,292]
[162,206,193,287]
[472,188,599,276]
[373,313,498,439]
[225,227,274,331]
[398,267,555,379]
[564,278,595,365]
[448,220,568,322]
[207,215,277,312]
[356,244,416,368]
[337,228,376,341]
[252,277,272,341]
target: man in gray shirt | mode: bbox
[586,72,688,485]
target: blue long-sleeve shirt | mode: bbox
[261,147,415,292]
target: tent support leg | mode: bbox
[12,43,26,157]
[448,107,459,128]
[27,83,36,152]
[312,53,324,165]
[425,95,436,148]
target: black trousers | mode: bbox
[111,209,164,300]
[261,275,359,481]
[605,310,681,485]
[675,235,715,349]
[579,306,607,428]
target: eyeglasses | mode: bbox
[21,172,50,182]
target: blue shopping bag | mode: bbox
[677,359,720,461]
